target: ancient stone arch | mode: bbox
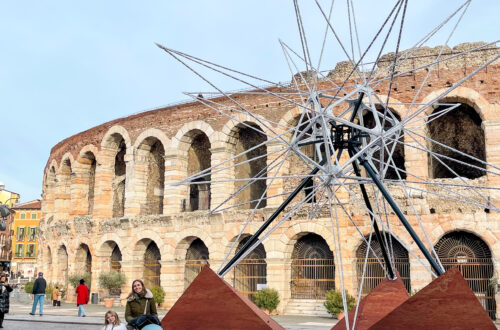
[75,145,98,215]
[134,133,166,215]
[355,234,411,295]
[174,229,215,261]
[44,164,58,219]
[221,117,268,209]
[99,126,132,218]
[278,222,335,260]
[183,237,210,289]
[170,125,214,212]
[233,235,267,299]
[420,87,488,180]
[290,232,335,299]
[56,244,69,286]
[74,243,92,275]
[434,230,495,318]
[56,153,74,220]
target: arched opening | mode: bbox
[233,123,267,209]
[291,233,335,299]
[137,137,165,215]
[361,106,406,179]
[428,103,485,179]
[57,245,69,287]
[46,166,57,218]
[288,115,316,203]
[98,241,122,296]
[144,241,161,288]
[111,245,122,272]
[112,136,127,218]
[187,132,211,211]
[434,231,495,319]
[46,246,53,282]
[233,236,267,300]
[75,244,92,275]
[59,159,72,218]
[184,238,209,289]
[80,151,96,215]
[356,235,410,296]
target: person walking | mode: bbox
[56,288,63,307]
[0,275,13,328]
[125,279,159,328]
[30,272,46,316]
[102,310,127,330]
[52,286,59,306]
[75,279,89,317]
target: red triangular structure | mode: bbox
[332,274,409,330]
[369,267,496,330]
[161,266,284,330]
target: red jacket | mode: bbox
[75,284,89,305]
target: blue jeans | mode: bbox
[78,304,86,316]
[31,294,45,315]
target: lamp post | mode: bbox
[0,183,19,274]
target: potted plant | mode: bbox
[253,288,280,315]
[98,271,126,308]
[324,289,355,319]
[151,285,165,307]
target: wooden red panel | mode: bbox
[369,267,495,330]
[332,273,409,330]
[161,266,284,330]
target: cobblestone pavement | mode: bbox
[5,302,500,329]
[3,320,98,330]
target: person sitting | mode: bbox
[125,280,160,328]
[102,310,127,330]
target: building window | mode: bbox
[15,244,24,257]
[17,227,25,241]
[26,244,36,258]
[20,213,26,220]
[31,213,37,220]
[28,227,37,241]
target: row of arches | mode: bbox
[41,230,495,318]
[43,96,488,220]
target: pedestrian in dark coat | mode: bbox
[30,272,46,316]
[0,275,12,328]
[75,279,89,317]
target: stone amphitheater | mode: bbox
[38,42,500,318]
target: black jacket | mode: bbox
[32,277,46,295]
[0,281,13,313]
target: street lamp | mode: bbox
[0,183,19,232]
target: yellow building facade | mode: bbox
[11,200,41,278]
[0,190,20,207]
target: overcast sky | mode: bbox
[0,0,498,202]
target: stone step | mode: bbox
[285,299,331,317]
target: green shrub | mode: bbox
[151,285,165,305]
[24,281,34,293]
[98,271,126,297]
[69,272,91,289]
[324,289,356,318]
[253,288,280,312]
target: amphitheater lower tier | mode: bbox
[38,207,500,319]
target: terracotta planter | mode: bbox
[104,298,114,308]
[337,312,345,320]
[262,309,270,315]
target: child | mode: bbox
[102,310,127,330]
[56,288,62,307]
[52,286,59,306]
